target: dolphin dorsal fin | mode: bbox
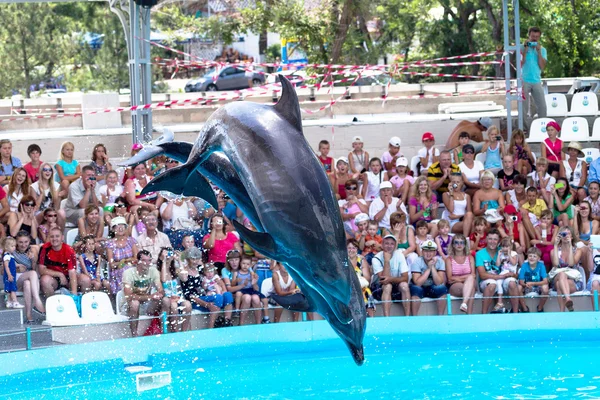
[274,75,303,132]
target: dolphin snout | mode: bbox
[350,344,365,366]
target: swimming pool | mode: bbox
[2,313,600,399]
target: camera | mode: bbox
[452,183,458,189]
[559,231,568,238]
[510,216,518,222]
[496,136,502,141]
[167,249,174,257]
[222,193,230,200]
[527,41,538,47]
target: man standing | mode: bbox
[427,151,460,201]
[122,250,166,337]
[370,235,411,317]
[522,26,547,119]
[136,214,172,262]
[64,165,101,225]
[369,181,408,230]
[39,227,90,297]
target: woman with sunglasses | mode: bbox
[339,178,369,237]
[31,162,65,229]
[7,196,38,240]
[445,234,476,314]
[458,144,484,198]
[104,196,135,236]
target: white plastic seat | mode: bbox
[527,118,555,143]
[475,153,486,164]
[65,228,78,246]
[591,118,600,141]
[43,295,85,326]
[545,93,569,117]
[581,148,600,164]
[569,92,599,116]
[561,117,590,142]
[410,155,420,177]
[81,291,127,323]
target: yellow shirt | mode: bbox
[523,199,547,218]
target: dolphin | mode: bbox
[140,76,367,364]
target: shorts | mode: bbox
[409,284,447,299]
[191,292,234,312]
[370,281,404,301]
[524,285,542,295]
[588,274,600,291]
[499,277,518,293]
[480,278,501,294]
[527,212,540,227]
[240,287,266,299]
[53,274,70,289]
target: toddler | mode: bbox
[434,219,453,259]
[3,237,23,309]
[495,237,519,311]
[202,264,224,296]
[362,221,383,263]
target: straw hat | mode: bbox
[563,141,584,158]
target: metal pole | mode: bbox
[26,327,32,350]
[129,0,142,144]
[161,312,168,334]
[446,294,452,316]
[514,0,524,131]
[140,6,153,142]
[594,290,599,312]
[503,0,512,140]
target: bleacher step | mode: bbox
[0,309,23,329]
[0,326,54,352]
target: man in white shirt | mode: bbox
[136,214,172,263]
[370,235,410,317]
[369,181,408,230]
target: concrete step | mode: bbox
[0,308,23,329]
[0,325,54,352]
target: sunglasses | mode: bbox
[116,204,127,208]
[47,214,58,217]
[23,202,35,207]
[464,150,474,154]
[88,177,96,181]
[42,168,53,172]
[345,186,358,190]
[453,240,465,245]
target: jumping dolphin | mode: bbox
[140,76,367,364]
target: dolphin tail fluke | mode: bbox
[157,142,193,164]
[141,163,194,197]
[182,171,218,209]
[232,220,277,259]
[118,146,163,167]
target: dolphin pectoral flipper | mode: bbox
[181,171,218,209]
[232,220,278,260]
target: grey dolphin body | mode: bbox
[143,76,367,364]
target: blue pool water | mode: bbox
[2,314,600,399]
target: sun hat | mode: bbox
[564,141,584,158]
[382,234,398,242]
[337,157,349,165]
[110,216,127,227]
[389,137,401,147]
[478,117,493,129]
[422,132,435,142]
[379,181,393,190]
[484,209,504,224]
[420,239,438,251]
[352,136,363,143]
[395,157,409,167]
[546,121,561,132]
[354,213,370,224]
[131,143,143,151]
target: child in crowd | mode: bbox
[354,213,369,252]
[38,208,60,243]
[390,157,414,205]
[508,129,535,175]
[78,235,109,292]
[497,155,518,192]
[317,140,333,174]
[89,144,112,185]
[202,263,224,296]
[55,141,81,193]
[362,220,383,263]
[150,155,167,177]
[414,220,433,257]
[348,136,369,179]
[585,182,600,222]
[481,126,504,173]
[99,170,124,206]
[499,205,527,260]
[541,121,563,178]
[518,247,549,312]
[0,139,22,186]
[452,131,470,164]
[2,237,23,309]
[417,132,439,175]
[469,217,488,256]
[532,209,558,271]
[23,144,43,184]
[134,206,151,236]
[382,136,403,178]
[435,219,453,259]
[551,177,574,228]
[528,157,555,205]
[494,237,519,312]
[233,255,270,325]
[362,158,388,202]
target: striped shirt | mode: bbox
[427,162,460,193]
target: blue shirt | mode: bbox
[522,45,547,84]
[589,158,600,184]
[475,248,501,274]
[0,157,22,177]
[518,261,547,283]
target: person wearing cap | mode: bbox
[370,234,410,317]
[329,157,351,200]
[348,136,369,179]
[106,215,139,294]
[417,132,440,175]
[475,229,511,313]
[382,137,404,178]
[452,132,471,165]
[541,121,563,179]
[427,150,460,202]
[521,26,547,120]
[390,157,414,204]
[369,181,408,230]
[458,143,484,198]
[560,141,588,202]
[444,117,494,153]
[409,240,447,316]
[498,205,527,257]
[339,180,369,237]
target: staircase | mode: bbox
[0,308,54,353]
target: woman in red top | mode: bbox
[541,121,563,179]
[203,213,242,270]
[498,204,527,261]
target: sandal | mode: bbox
[460,303,468,313]
[493,303,505,312]
[520,305,530,313]
[565,299,574,312]
[537,306,544,312]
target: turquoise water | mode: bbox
[3,326,600,399]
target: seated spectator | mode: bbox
[588,249,600,306]
[329,157,351,200]
[585,182,600,222]
[498,205,527,257]
[519,247,549,312]
[122,250,166,336]
[31,162,65,228]
[481,126,504,174]
[218,249,243,312]
[233,255,271,325]
[541,121,562,178]
[159,195,203,250]
[157,247,191,332]
[136,213,172,263]
[347,239,375,317]
[550,226,585,312]
[442,173,474,236]
[123,162,159,214]
[507,129,534,175]
[74,205,105,251]
[55,141,81,193]
[64,165,101,226]
[495,237,526,313]
[408,177,438,238]
[348,136,369,179]
[339,179,369,237]
[370,235,410,317]
[4,167,32,214]
[38,208,60,243]
[353,213,369,251]
[360,220,382,264]
[528,157,554,206]
[473,170,504,217]
[445,234,476,314]
[414,220,433,257]
[202,213,242,270]
[418,132,440,175]
[23,144,43,184]
[385,211,417,266]
[270,263,303,322]
[469,216,488,255]
[588,142,600,185]
[532,209,558,271]
[39,227,90,297]
[99,170,124,206]
[475,229,506,314]
[180,249,234,328]
[382,136,403,178]
[521,186,547,239]
[427,150,460,201]
[435,219,453,259]
[369,181,408,230]
[560,141,587,203]
[409,240,447,316]
[88,144,112,185]
[574,202,599,248]
[458,144,484,197]
[551,177,574,228]
[0,139,22,187]
[13,231,44,322]
[505,174,528,209]
[0,185,10,225]
[106,216,139,294]
[452,131,470,164]
[361,158,388,202]
[104,196,135,235]
[497,155,518,192]
[317,140,333,174]
[390,157,414,204]
[7,196,38,240]
[78,235,109,292]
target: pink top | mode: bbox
[543,138,562,162]
[451,256,471,276]
[202,232,240,263]
[390,175,415,189]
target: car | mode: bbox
[267,69,307,87]
[184,66,266,92]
